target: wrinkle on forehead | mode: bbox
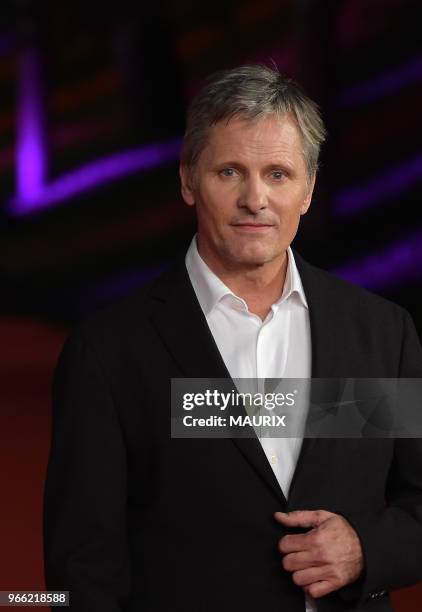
[201,113,305,168]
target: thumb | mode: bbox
[274,509,332,528]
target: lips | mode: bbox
[231,223,274,230]
[233,223,272,227]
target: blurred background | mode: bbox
[1,0,421,609]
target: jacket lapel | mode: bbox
[287,251,346,505]
[149,257,229,379]
[149,258,288,506]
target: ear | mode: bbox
[179,164,195,207]
[300,174,316,215]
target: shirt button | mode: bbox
[270,455,278,465]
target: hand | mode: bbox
[274,509,364,599]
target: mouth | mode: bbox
[231,223,274,233]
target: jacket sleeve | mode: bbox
[337,308,422,606]
[43,329,131,611]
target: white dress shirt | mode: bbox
[185,235,316,612]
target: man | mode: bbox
[44,65,422,611]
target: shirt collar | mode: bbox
[185,234,308,316]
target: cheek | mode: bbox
[274,186,308,213]
[198,185,232,221]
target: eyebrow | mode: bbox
[214,160,295,174]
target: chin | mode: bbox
[228,246,279,268]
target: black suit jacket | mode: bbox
[43,250,422,612]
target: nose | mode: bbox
[238,175,268,214]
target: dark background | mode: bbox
[1,0,421,609]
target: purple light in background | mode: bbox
[334,155,422,216]
[9,138,182,215]
[15,48,47,208]
[0,31,17,54]
[337,55,422,108]
[44,265,168,317]
[90,265,168,301]
[332,230,422,291]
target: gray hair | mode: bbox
[181,64,326,182]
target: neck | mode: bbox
[198,246,289,321]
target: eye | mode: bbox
[271,170,285,181]
[220,167,236,177]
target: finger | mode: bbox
[305,580,337,598]
[278,533,312,554]
[274,510,331,528]
[291,565,331,587]
[282,551,318,572]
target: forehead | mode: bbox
[200,113,304,164]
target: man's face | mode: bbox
[180,113,315,272]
